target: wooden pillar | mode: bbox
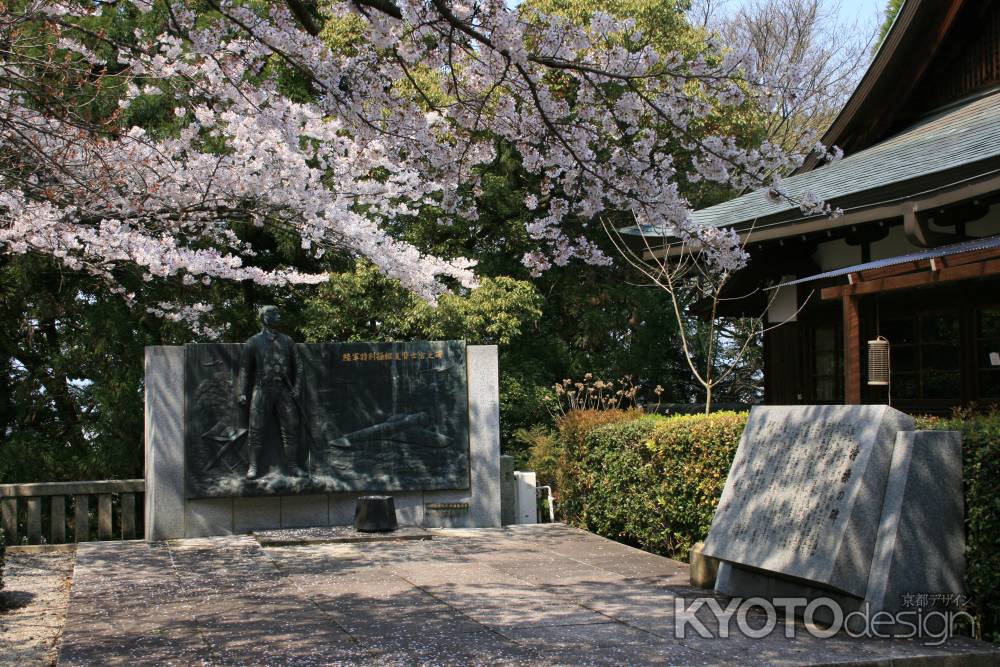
[843,294,861,404]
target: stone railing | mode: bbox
[0,480,144,545]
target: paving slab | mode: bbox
[0,551,74,667]
[52,524,1000,666]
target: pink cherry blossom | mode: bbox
[0,0,833,324]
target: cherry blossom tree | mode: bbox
[0,0,836,329]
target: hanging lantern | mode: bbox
[867,336,891,386]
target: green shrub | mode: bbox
[539,409,646,521]
[551,409,745,560]
[917,411,1000,642]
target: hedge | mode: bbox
[541,410,745,560]
[917,412,1000,642]
[538,409,1000,641]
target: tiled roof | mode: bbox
[626,90,1000,237]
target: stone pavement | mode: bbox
[0,550,75,666]
[56,524,1000,666]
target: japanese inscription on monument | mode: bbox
[702,405,914,598]
[183,307,471,498]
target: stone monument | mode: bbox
[703,405,964,625]
[145,307,500,539]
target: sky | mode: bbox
[817,0,885,30]
[727,0,887,32]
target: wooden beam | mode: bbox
[937,246,1000,268]
[858,259,927,281]
[823,257,1000,300]
[0,479,145,498]
[843,295,862,405]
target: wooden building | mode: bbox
[628,0,1000,414]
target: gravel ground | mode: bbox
[0,550,75,667]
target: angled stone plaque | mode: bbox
[702,404,914,598]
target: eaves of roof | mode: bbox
[623,90,1000,240]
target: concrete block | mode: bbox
[500,455,516,526]
[145,346,188,541]
[280,495,330,529]
[867,430,965,617]
[233,496,282,533]
[185,498,234,538]
[514,471,537,525]
[392,492,424,526]
[423,489,474,528]
[329,493,356,526]
[467,345,501,528]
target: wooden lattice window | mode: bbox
[881,312,961,400]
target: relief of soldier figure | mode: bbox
[238,305,306,479]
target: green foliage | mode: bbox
[300,261,544,345]
[916,411,1000,642]
[540,409,648,520]
[516,425,558,473]
[563,414,664,543]
[500,375,557,457]
[546,410,744,559]
[877,0,906,49]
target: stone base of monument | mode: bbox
[689,541,720,589]
[704,404,965,635]
[354,495,399,532]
